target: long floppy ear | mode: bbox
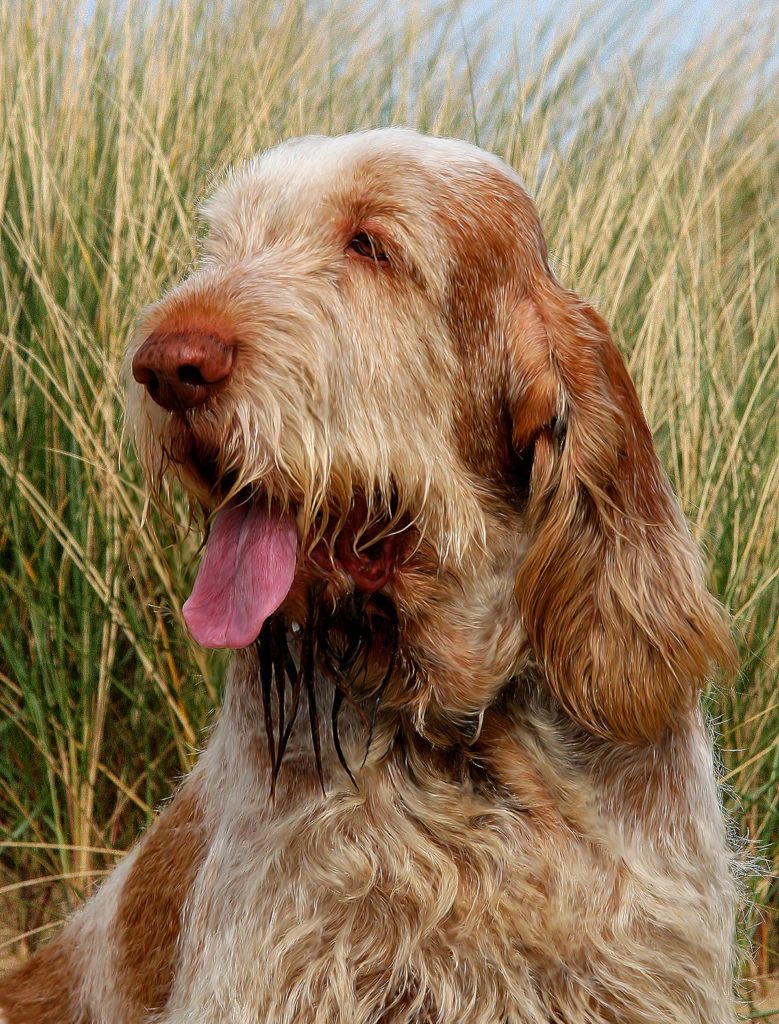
[510,278,736,743]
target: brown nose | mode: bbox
[132,329,236,411]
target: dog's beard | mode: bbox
[255,584,399,793]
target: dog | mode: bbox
[0,129,739,1023]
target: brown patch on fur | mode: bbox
[0,935,86,1023]
[506,298,559,452]
[438,165,552,497]
[512,281,737,743]
[438,166,548,487]
[113,788,208,1019]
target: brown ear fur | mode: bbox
[511,278,736,743]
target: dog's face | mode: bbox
[125,129,733,747]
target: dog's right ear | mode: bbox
[507,279,735,744]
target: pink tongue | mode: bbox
[183,499,297,649]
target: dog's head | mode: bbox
[125,129,734,750]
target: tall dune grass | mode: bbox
[0,0,777,1008]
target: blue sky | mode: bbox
[390,0,777,78]
[460,0,774,47]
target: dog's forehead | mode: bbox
[254,129,519,182]
[201,129,527,244]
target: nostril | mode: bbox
[132,362,156,387]
[178,364,208,388]
[131,356,161,396]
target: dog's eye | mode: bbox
[349,232,389,263]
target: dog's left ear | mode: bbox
[508,277,736,743]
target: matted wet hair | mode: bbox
[255,587,399,793]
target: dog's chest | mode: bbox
[146,713,737,1024]
[157,743,564,1023]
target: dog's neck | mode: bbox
[211,639,388,793]
[197,634,721,872]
